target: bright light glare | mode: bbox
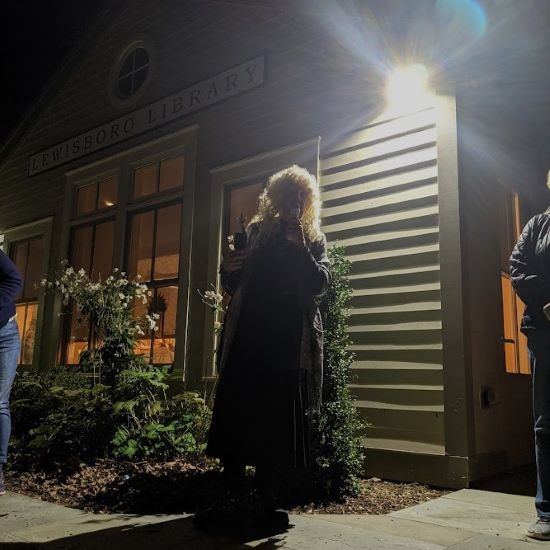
[386,64,433,112]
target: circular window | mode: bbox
[116,45,150,99]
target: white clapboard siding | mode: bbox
[320,106,444,455]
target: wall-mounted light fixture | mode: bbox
[386,64,434,113]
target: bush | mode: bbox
[313,245,365,500]
[10,366,211,467]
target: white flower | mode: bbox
[147,290,153,297]
[204,290,217,301]
[40,278,47,287]
[118,293,125,300]
[78,268,85,276]
[214,321,222,331]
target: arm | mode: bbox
[0,249,23,308]
[510,216,550,306]
[219,223,257,296]
[220,265,242,296]
[298,233,331,298]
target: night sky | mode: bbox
[1,1,106,143]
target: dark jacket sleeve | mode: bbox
[0,249,23,308]
[510,216,550,307]
[298,233,331,298]
[219,223,258,296]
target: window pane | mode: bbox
[92,221,114,281]
[154,204,181,280]
[67,302,90,364]
[20,303,38,365]
[24,237,45,300]
[128,211,155,281]
[151,286,178,364]
[98,176,118,209]
[132,67,148,94]
[134,164,158,198]
[134,47,149,69]
[118,76,133,99]
[76,183,97,215]
[159,156,184,192]
[133,294,152,360]
[70,226,93,273]
[10,241,28,300]
[119,49,135,77]
[227,181,264,237]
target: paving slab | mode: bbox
[391,489,534,540]
[312,513,476,547]
[0,488,542,549]
[448,533,544,549]
[444,489,535,516]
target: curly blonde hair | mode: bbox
[250,165,323,244]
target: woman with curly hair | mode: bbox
[199,165,330,531]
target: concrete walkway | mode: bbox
[0,488,546,549]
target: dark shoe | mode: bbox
[192,494,245,534]
[0,471,5,496]
[527,518,550,540]
[243,509,290,538]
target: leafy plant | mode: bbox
[313,245,365,500]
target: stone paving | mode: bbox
[0,488,546,549]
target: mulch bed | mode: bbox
[4,459,447,515]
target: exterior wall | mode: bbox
[0,0,484,487]
[457,93,543,480]
[320,108,443,455]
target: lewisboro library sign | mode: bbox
[29,56,265,176]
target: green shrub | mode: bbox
[10,366,211,467]
[313,245,365,500]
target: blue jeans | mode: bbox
[0,319,20,465]
[528,328,550,519]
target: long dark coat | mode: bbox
[510,212,550,332]
[206,220,330,468]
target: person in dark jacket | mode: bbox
[0,249,22,496]
[196,165,330,533]
[510,201,550,540]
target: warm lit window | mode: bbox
[500,191,530,374]
[9,236,45,365]
[133,155,184,199]
[63,220,115,364]
[75,176,118,216]
[224,180,264,242]
[127,203,182,364]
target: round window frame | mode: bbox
[108,36,155,109]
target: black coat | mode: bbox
[510,212,550,332]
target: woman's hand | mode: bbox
[285,217,306,249]
[221,248,247,273]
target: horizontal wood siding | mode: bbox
[320,107,445,455]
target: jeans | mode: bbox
[0,319,20,465]
[528,328,550,519]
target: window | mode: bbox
[9,236,45,365]
[75,176,118,216]
[499,191,529,374]
[63,220,115,364]
[127,203,182,364]
[116,46,150,99]
[224,179,264,243]
[133,155,184,199]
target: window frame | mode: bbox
[124,199,183,365]
[61,126,196,377]
[3,218,53,370]
[203,137,321,382]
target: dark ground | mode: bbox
[4,459,447,516]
